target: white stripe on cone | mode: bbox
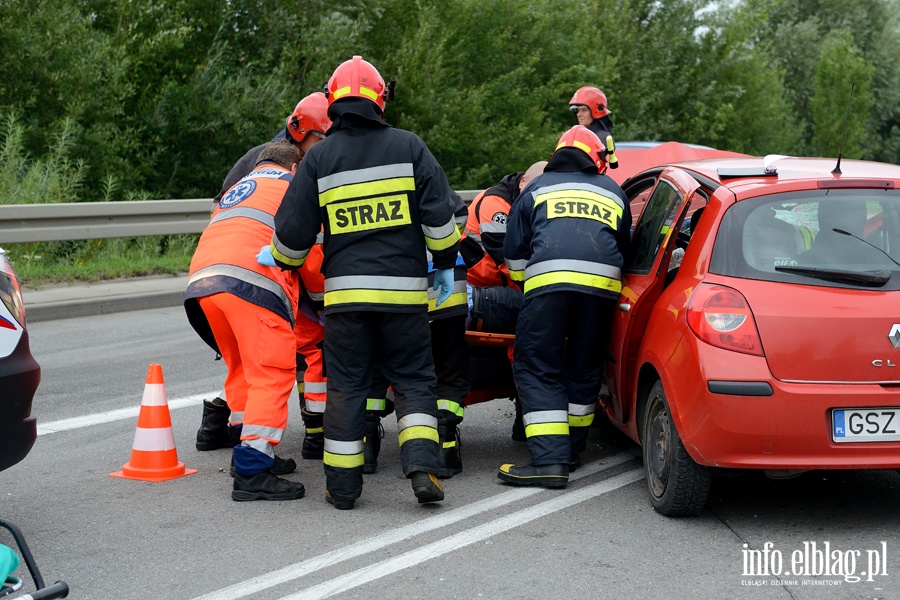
[141,383,169,407]
[132,426,176,451]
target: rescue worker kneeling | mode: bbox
[265,56,460,509]
[498,126,629,488]
[184,141,305,501]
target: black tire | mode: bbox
[642,380,712,517]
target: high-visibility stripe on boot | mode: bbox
[437,398,465,418]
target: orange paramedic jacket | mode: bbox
[459,172,523,288]
[185,162,299,352]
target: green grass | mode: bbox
[6,235,197,288]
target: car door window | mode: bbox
[627,179,685,274]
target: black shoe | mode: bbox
[497,463,568,489]
[230,455,297,477]
[325,490,355,510]
[301,430,324,460]
[231,470,305,502]
[363,416,383,474]
[410,471,444,504]
[569,454,582,473]
[437,425,462,479]
[196,398,233,451]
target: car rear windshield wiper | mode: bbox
[774,265,892,286]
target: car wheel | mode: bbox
[642,380,712,517]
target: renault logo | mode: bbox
[890,324,900,349]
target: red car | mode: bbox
[601,152,900,516]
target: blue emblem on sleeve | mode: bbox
[220,180,257,208]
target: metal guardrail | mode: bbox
[0,191,480,244]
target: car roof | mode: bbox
[670,156,900,195]
[609,141,750,186]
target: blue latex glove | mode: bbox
[0,544,19,582]
[257,245,276,267]
[433,268,454,306]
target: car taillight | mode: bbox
[686,283,763,356]
[0,249,26,327]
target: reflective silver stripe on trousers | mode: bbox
[209,207,275,229]
[522,410,568,426]
[243,424,284,442]
[325,275,427,292]
[307,290,325,302]
[568,403,595,416]
[229,410,244,424]
[525,259,621,281]
[302,380,328,393]
[397,413,438,431]
[189,264,294,325]
[422,219,457,240]
[506,258,527,272]
[241,436,276,458]
[272,232,311,262]
[480,221,506,234]
[317,163,414,193]
[427,280,467,300]
[324,439,365,454]
[532,181,627,209]
[305,399,325,413]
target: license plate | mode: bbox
[832,408,900,442]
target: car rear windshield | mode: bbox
[710,189,900,290]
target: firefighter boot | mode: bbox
[301,409,324,460]
[196,397,235,451]
[362,414,383,474]
[232,470,305,502]
[436,422,462,479]
[497,463,568,489]
[410,471,444,504]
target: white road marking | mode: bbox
[280,468,644,600]
[190,452,641,600]
[36,392,214,436]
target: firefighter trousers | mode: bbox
[198,293,295,475]
[513,291,616,465]
[323,310,440,503]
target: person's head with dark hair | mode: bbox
[256,140,301,171]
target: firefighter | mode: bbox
[498,125,630,489]
[363,192,469,478]
[569,86,618,169]
[195,93,331,454]
[262,56,460,510]
[184,140,306,501]
[459,162,545,441]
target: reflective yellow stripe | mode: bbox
[366,398,387,411]
[323,450,365,468]
[424,224,461,252]
[332,86,352,100]
[398,425,439,446]
[525,422,569,437]
[437,399,465,417]
[319,177,416,206]
[427,292,467,312]
[306,426,324,434]
[271,244,306,267]
[359,86,379,102]
[509,269,525,282]
[569,414,595,427]
[525,271,621,294]
[442,440,457,448]
[325,289,428,306]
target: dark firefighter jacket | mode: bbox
[270,98,460,315]
[503,148,631,300]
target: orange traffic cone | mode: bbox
[110,363,197,482]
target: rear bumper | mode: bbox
[664,341,900,470]
[0,331,40,473]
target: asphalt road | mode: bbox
[2,305,899,599]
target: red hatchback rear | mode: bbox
[600,155,900,516]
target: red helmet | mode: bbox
[326,55,387,112]
[568,86,611,119]
[286,92,331,144]
[554,125,608,172]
